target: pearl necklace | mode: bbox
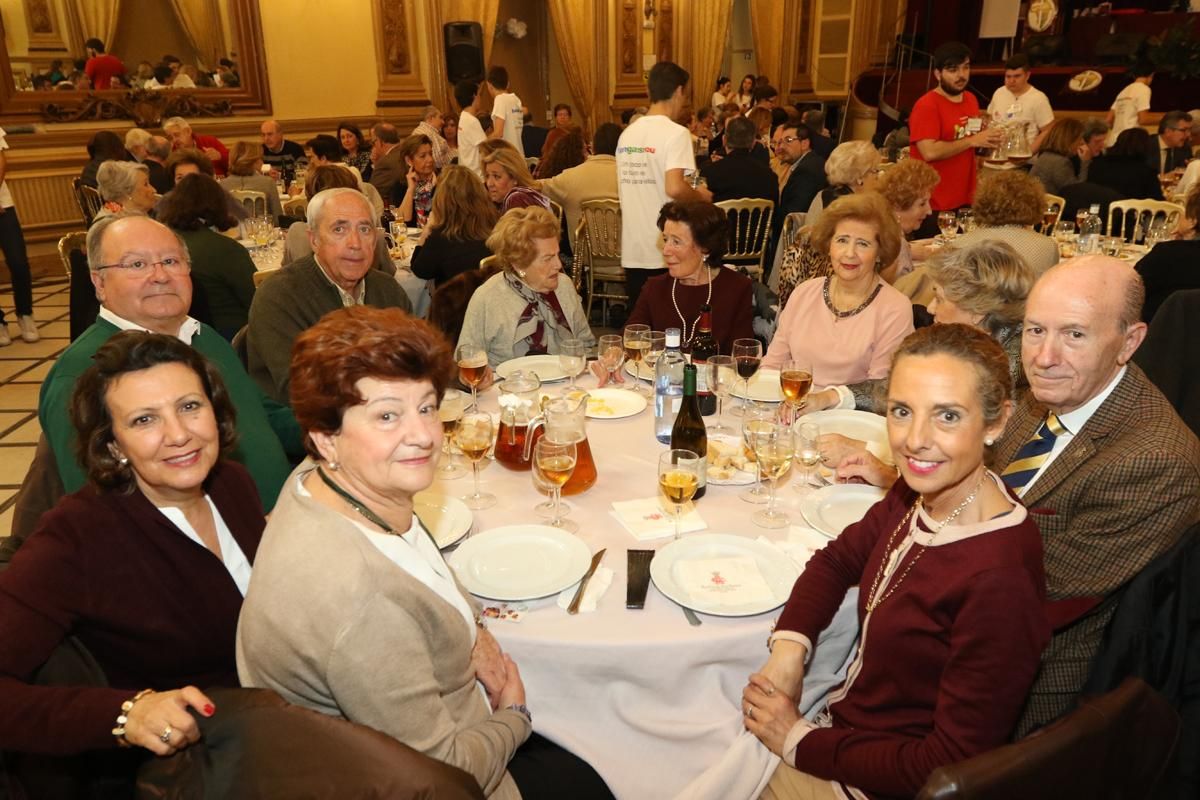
[671,264,715,345]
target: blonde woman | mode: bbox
[482,147,550,213]
[411,165,499,287]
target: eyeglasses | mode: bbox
[1172,126,1190,134]
[96,256,190,274]
[771,136,801,149]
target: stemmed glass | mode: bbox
[793,421,822,491]
[597,334,625,385]
[437,388,466,480]
[740,401,776,504]
[623,324,650,395]
[643,331,667,384]
[707,355,737,436]
[937,211,958,243]
[751,422,793,529]
[534,439,578,532]
[455,411,496,510]
[956,208,976,235]
[658,449,701,540]
[731,338,763,417]
[779,358,813,424]
[455,344,488,411]
[532,458,571,519]
[558,337,587,391]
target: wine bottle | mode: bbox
[380,201,396,231]
[690,304,718,416]
[671,364,708,499]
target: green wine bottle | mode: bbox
[671,363,708,499]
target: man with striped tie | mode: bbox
[995,255,1200,735]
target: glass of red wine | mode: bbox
[731,338,762,417]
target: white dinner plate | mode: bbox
[799,484,887,538]
[413,491,472,549]
[803,409,894,465]
[650,533,799,617]
[448,525,593,600]
[586,388,647,419]
[730,369,783,403]
[495,355,568,383]
[624,361,655,381]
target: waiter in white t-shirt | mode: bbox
[1106,67,1154,147]
[486,65,525,157]
[986,54,1055,152]
[616,61,713,309]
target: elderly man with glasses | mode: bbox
[1148,110,1193,177]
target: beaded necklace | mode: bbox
[823,275,883,321]
[671,264,715,345]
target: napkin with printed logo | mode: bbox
[611,498,706,541]
[673,556,774,607]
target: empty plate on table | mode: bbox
[650,533,799,617]
[800,484,887,538]
[413,491,472,549]
[586,388,647,419]
[624,361,655,381]
[730,369,783,403]
[804,409,894,464]
[495,355,568,383]
[448,525,593,601]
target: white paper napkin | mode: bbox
[611,498,706,541]
[555,566,614,613]
[756,526,830,573]
[674,556,774,607]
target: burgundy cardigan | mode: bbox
[625,268,754,354]
[0,461,264,755]
[777,477,1050,798]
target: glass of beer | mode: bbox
[437,389,466,480]
[455,411,496,510]
[658,449,701,540]
[455,344,488,411]
[534,438,578,531]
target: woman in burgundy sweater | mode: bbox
[0,332,264,759]
[743,324,1049,799]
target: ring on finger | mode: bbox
[160,725,173,744]
[744,706,755,720]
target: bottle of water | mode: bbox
[1078,203,1102,254]
[654,328,686,444]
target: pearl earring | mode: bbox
[985,438,994,446]
[328,460,340,471]
[118,456,129,465]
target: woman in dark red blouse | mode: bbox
[742,324,1049,799]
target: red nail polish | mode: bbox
[203,704,215,716]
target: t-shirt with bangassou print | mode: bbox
[616,114,696,270]
[909,89,982,211]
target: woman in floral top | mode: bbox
[397,134,437,228]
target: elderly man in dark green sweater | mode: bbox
[38,213,302,511]
[245,188,412,404]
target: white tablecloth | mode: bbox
[440,373,860,800]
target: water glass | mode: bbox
[707,355,736,436]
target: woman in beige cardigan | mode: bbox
[236,306,611,800]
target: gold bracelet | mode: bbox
[112,688,156,747]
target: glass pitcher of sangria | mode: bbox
[494,370,541,470]
[524,391,597,495]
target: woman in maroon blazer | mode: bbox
[0,331,265,758]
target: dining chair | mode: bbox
[58,231,98,341]
[230,189,269,219]
[282,194,308,220]
[547,198,565,232]
[56,231,86,282]
[70,178,103,227]
[525,156,540,173]
[1040,193,1065,234]
[716,197,775,278]
[1107,199,1185,243]
[577,199,625,327]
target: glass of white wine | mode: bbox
[793,421,821,491]
[437,388,466,480]
[658,449,701,540]
[740,402,777,504]
[623,324,650,396]
[597,334,625,385]
[752,422,793,529]
[558,337,588,391]
[455,411,496,510]
[534,438,577,532]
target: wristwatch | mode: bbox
[506,703,532,723]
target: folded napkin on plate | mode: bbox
[611,498,706,541]
[555,566,614,613]
[756,526,830,572]
[674,556,774,607]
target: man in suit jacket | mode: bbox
[1146,110,1193,176]
[769,120,826,271]
[368,122,406,206]
[700,116,779,206]
[246,190,411,404]
[994,256,1200,734]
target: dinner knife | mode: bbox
[568,548,607,615]
[626,549,654,609]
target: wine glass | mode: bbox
[706,354,737,436]
[793,421,822,491]
[956,208,976,235]
[534,438,577,532]
[1075,209,1089,231]
[751,422,793,529]
[455,411,496,510]
[937,211,958,243]
[642,331,667,383]
[437,388,466,480]
[623,324,650,395]
[532,456,572,519]
[658,449,701,540]
[740,401,777,504]
[455,344,488,411]
[731,338,762,417]
[597,334,625,385]
[558,337,587,391]
[779,359,813,423]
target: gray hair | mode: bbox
[96,161,149,202]
[147,135,171,160]
[86,212,191,273]
[372,122,400,145]
[825,141,880,186]
[307,187,373,233]
[162,116,190,133]
[422,106,442,122]
[1081,117,1109,141]
[124,128,151,150]
[928,239,1034,338]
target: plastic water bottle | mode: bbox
[654,328,686,444]
[1078,204,1102,254]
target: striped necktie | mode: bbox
[1001,413,1068,494]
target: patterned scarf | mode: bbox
[504,270,573,357]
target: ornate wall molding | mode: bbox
[372,0,433,111]
[41,90,233,127]
[656,0,673,64]
[614,0,647,105]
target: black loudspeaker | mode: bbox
[444,21,485,84]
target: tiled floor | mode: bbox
[0,277,70,538]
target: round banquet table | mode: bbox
[437,370,861,800]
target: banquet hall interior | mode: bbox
[1,0,1199,798]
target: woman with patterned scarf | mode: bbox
[457,206,595,369]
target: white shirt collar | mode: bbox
[98,307,201,345]
[312,256,365,307]
[1056,365,1126,435]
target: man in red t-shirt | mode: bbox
[908,42,1004,235]
[83,38,125,90]
[163,116,230,177]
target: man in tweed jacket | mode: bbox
[995,255,1200,734]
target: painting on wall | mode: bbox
[22,0,69,52]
